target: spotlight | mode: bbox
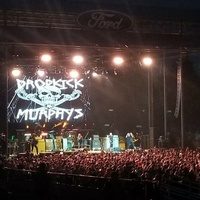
[69,69,79,78]
[11,68,21,77]
[72,55,84,65]
[85,70,90,75]
[41,54,52,63]
[36,69,46,77]
[54,69,61,74]
[113,56,124,66]
[62,121,68,128]
[85,70,91,79]
[141,57,153,67]
[92,72,98,77]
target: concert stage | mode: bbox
[7,130,128,156]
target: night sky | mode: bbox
[2,0,200,10]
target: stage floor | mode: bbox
[14,147,126,157]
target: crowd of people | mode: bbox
[1,147,200,184]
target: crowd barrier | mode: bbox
[1,168,159,200]
[1,168,200,200]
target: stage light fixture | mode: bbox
[41,54,52,63]
[54,69,61,74]
[36,69,46,77]
[72,55,84,65]
[112,56,124,66]
[11,68,22,77]
[142,57,153,67]
[92,72,98,77]
[84,70,91,78]
[85,70,90,75]
[114,69,118,75]
[69,69,79,78]
[62,121,68,128]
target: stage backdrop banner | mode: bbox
[7,76,91,124]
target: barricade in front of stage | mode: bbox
[3,167,162,200]
[3,167,200,200]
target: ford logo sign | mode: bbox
[77,10,133,31]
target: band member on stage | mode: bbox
[135,132,142,149]
[29,133,38,155]
[109,132,113,150]
[126,132,136,150]
[77,133,83,148]
[67,133,73,151]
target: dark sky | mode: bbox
[2,0,200,10]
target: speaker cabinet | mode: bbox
[92,140,101,151]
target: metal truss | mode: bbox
[0,10,200,35]
[1,9,200,49]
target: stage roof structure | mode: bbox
[0,0,200,50]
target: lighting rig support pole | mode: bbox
[180,52,184,149]
[6,66,9,157]
[148,65,154,148]
[148,67,151,131]
[163,50,167,140]
[4,43,8,157]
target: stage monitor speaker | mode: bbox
[62,138,68,151]
[142,135,150,149]
[102,137,110,150]
[54,138,63,150]
[45,139,54,152]
[16,129,25,145]
[92,140,101,151]
[113,135,119,148]
[93,135,99,140]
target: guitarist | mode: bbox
[126,132,137,150]
[108,132,113,151]
[29,133,38,155]
[77,133,83,148]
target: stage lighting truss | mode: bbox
[8,49,156,79]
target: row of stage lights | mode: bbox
[11,53,154,79]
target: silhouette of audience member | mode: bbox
[0,162,9,199]
[33,162,50,200]
[105,171,124,200]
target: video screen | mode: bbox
[7,75,90,124]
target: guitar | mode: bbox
[133,138,138,143]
